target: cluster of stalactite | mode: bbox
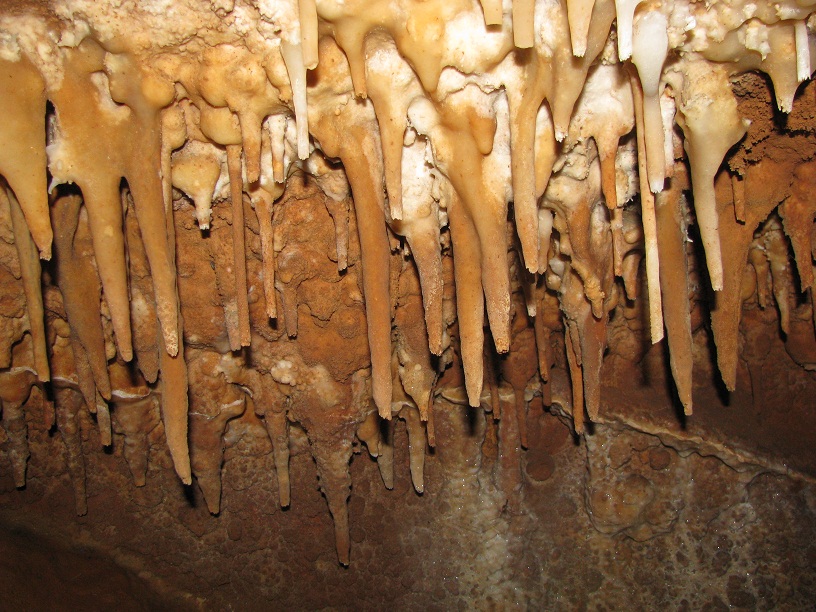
[1,0,816,564]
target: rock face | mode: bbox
[1,0,816,608]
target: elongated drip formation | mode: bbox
[1,0,816,564]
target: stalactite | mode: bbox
[189,398,246,514]
[400,405,427,494]
[709,166,784,392]
[631,69,665,344]
[227,145,252,347]
[655,166,694,415]
[49,40,134,363]
[252,188,279,319]
[448,189,486,407]
[0,56,51,259]
[124,192,160,384]
[49,192,112,403]
[673,60,749,293]
[5,188,48,382]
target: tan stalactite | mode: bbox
[709,165,784,392]
[264,409,292,508]
[226,145,252,347]
[631,10,669,194]
[631,70,664,344]
[548,0,616,140]
[614,0,645,61]
[566,0,596,57]
[223,362,293,509]
[323,463,352,565]
[428,94,511,354]
[307,42,393,416]
[506,76,546,273]
[0,56,51,259]
[107,53,181,359]
[448,189,486,408]
[112,392,159,488]
[563,269,608,422]
[764,23,803,115]
[252,189,279,319]
[674,60,748,293]
[400,405,427,494]
[533,284,556,389]
[124,193,160,384]
[160,325,192,485]
[95,391,113,447]
[479,0,503,26]
[365,34,413,221]
[512,0,535,49]
[321,195,350,272]
[189,397,246,515]
[291,378,362,566]
[564,321,585,434]
[49,193,112,402]
[655,167,693,415]
[49,41,134,363]
[391,135,445,354]
[171,140,223,230]
[5,188,49,382]
[395,258,438,423]
[156,103,192,484]
[339,143,392,416]
[298,0,320,70]
[280,41,311,161]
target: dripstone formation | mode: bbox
[1,1,816,608]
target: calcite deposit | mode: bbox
[1,0,816,607]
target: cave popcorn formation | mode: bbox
[0,0,815,564]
